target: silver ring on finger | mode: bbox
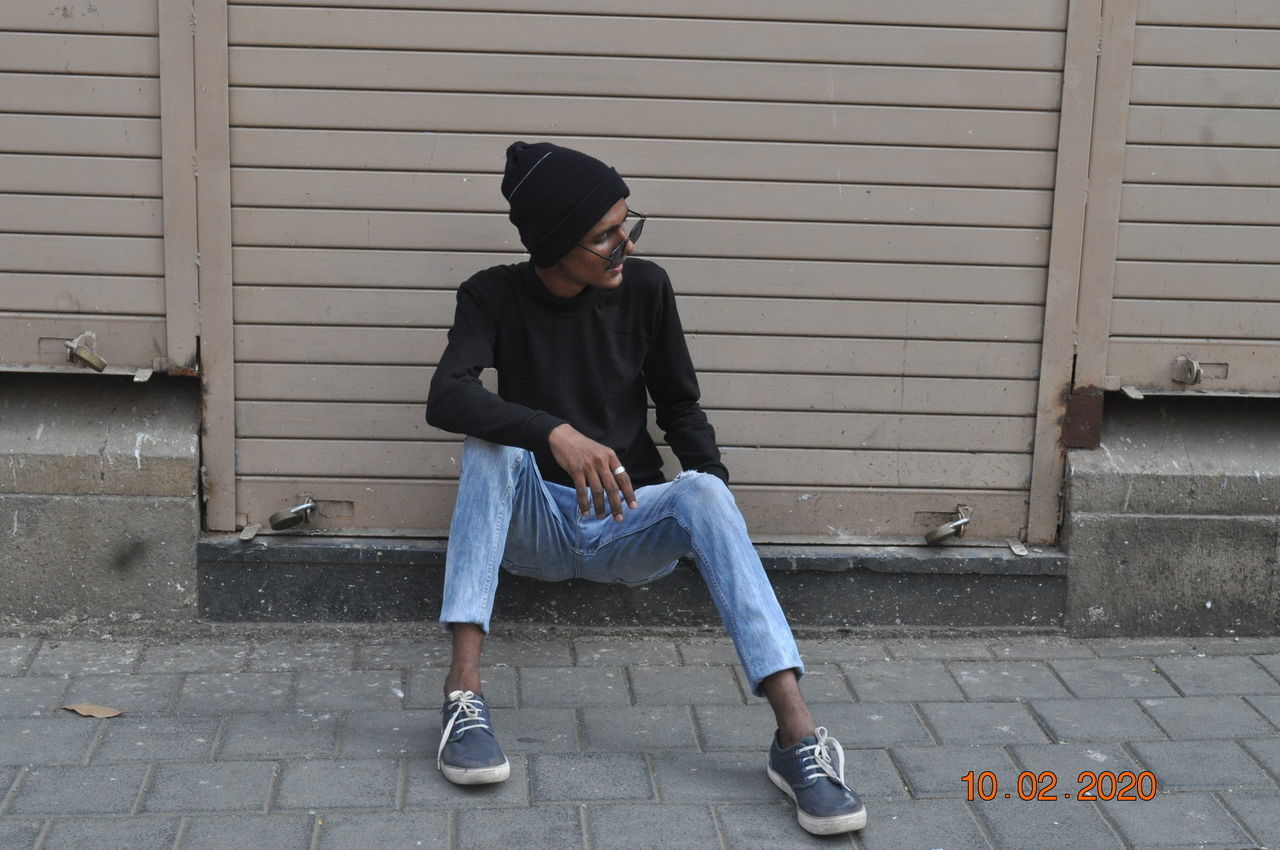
[613,465,626,477]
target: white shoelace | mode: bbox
[798,726,848,787]
[437,689,491,769]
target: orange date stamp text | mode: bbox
[961,770,1158,801]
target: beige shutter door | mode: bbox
[0,1,197,374]
[224,1,1072,543]
[1105,1,1280,392]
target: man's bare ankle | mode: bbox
[444,674,482,699]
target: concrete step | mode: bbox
[197,537,1066,629]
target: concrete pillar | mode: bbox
[1064,396,1280,636]
[0,374,200,623]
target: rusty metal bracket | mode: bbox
[1062,386,1104,448]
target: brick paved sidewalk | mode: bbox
[1,632,1279,849]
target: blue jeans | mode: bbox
[439,437,804,695]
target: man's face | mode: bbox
[547,198,635,291]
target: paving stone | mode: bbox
[404,754,529,809]
[338,709,432,758]
[249,641,357,672]
[1247,695,1280,730]
[293,671,404,712]
[1218,791,1280,849]
[794,639,888,664]
[841,661,964,703]
[1029,698,1166,743]
[275,758,399,811]
[315,811,449,849]
[884,640,994,661]
[858,798,992,850]
[142,761,275,813]
[1240,738,1280,779]
[1128,741,1274,791]
[1048,658,1178,698]
[519,666,630,707]
[0,640,37,675]
[490,707,579,754]
[530,752,653,802]
[971,797,1123,850]
[6,764,148,815]
[574,638,678,666]
[1254,653,1280,681]
[740,663,851,704]
[138,643,250,674]
[676,640,740,666]
[219,711,339,759]
[0,676,69,717]
[0,717,98,766]
[628,665,741,705]
[581,705,695,751]
[1101,792,1250,848]
[44,816,180,850]
[697,703,932,750]
[94,716,219,762]
[1007,744,1142,793]
[586,803,719,850]
[919,702,1049,746]
[949,661,1073,701]
[0,820,41,850]
[890,745,1018,798]
[651,750,777,802]
[456,804,582,850]
[63,674,182,714]
[1192,638,1280,656]
[839,747,911,802]
[1156,655,1280,696]
[472,637,573,667]
[181,814,315,850]
[1085,638,1198,658]
[27,641,141,677]
[176,673,293,713]
[1139,696,1278,740]
[355,640,453,669]
[987,637,1098,660]
[717,801,846,848]
[405,666,516,709]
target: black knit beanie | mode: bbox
[501,141,630,268]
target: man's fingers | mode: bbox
[586,471,607,518]
[604,472,624,521]
[573,473,590,517]
[619,475,637,510]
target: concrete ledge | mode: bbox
[1,374,200,621]
[0,374,199,497]
[1065,395,1280,637]
[197,536,1066,628]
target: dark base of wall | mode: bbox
[198,537,1066,630]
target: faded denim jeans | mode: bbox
[439,437,804,695]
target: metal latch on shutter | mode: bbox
[924,504,972,545]
[269,495,317,530]
[64,334,107,372]
[1172,355,1228,386]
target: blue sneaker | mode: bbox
[437,690,510,785]
[767,727,867,835]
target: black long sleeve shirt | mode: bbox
[426,258,728,488]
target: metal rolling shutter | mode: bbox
[225,1,1069,542]
[0,1,180,373]
[1108,1,1280,392]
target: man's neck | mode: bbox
[534,264,586,300]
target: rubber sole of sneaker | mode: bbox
[441,759,511,785]
[766,766,868,835]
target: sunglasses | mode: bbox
[577,209,646,268]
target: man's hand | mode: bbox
[548,424,637,521]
